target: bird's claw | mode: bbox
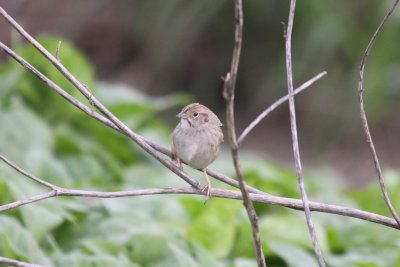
[175,157,183,171]
[201,184,211,203]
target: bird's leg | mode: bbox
[175,157,183,171]
[201,168,212,202]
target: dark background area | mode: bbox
[1,0,400,185]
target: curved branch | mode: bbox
[222,0,267,266]
[284,1,326,266]
[0,155,59,191]
[357,0,400,226]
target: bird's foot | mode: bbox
[201,182,212,204]
[175,157,183,171]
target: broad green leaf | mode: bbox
[54,126,125,182]
[0,68,23,107]
[24,149,73,187]
[128,233,171,265]
[0,215,52,265]
[97,82,190,112]
[231,258,258,267]
[62,154,112,187]
[350,170,400,216]
[169,243,201,267]
[242,159,300,198]
[20,204,64,240]
[122,163,187,188]
[5,177,74,240]
[327,251,390,267]
[259,213,328,253]
[0,163,19,206]
[53,251,137,267]
[190,242,225,267]
[269,242,319,267]
[181,197,205,220]
[9,36,95,123]
[231,216,255,258]
[0,102,53,164]
[188,198,242,258]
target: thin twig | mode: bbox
[0,155,59,191]
[284,1,326,266]
[55,40,61,61]
[0,156,399,230]
[357,0,400,226]
[223,1,267,266]
[0,256,47,267]
[0,191,57,213]
[0,42,264,196]
[238,71,327,144]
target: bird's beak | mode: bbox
[177,111,186,119]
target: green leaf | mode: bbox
[269,242,319,267]
[0,68,23,107]
[242,160,300,198]
[188,198,242,258]
[97,82,190,112]
[259,213,328,253]
[128,233,171,265]
[169,243,201,267]
[190,242,225,267]
[53,251,137,267]
[10,36,95,123]
[24,149,73,187]
[231,258,258,267]
[350,170,400,217]
[5,177,75,240]
[181,197,205,220]
[0,102,53,164]
[0,215,52,265]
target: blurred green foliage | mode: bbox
[1,37,400,267]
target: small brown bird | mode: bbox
[172,103,224,199]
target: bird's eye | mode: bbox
[193,112,199,117]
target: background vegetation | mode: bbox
[1,37,400,267]
[1,1,400,266]
[1,0,400,183]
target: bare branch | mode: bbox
[0,155,399,231]
[357,0,400,226]
[238,71,327,144]
[223,1,267,266]
[0,257,47,267]
[0,155,59,191]
[284,1,326,266]
[0,191,56,213]
[2,186,399,229]
[55,40,61,61]
[63,188,400,230]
